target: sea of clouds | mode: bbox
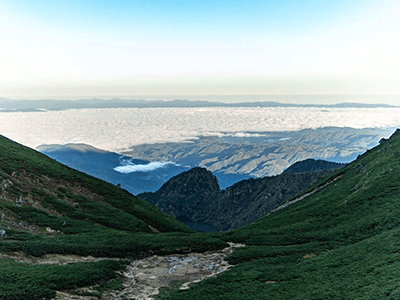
[0,107,400,152]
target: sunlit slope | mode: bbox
[159,129,400,299]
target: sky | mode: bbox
[1,0,400,103]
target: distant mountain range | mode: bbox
[37,144,190,194]
[0,97,397,111]
[38,140,347,232]
[37,144,251,193]
[37,127,394,193]
[124,127,394,177]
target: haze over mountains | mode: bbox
[1,103,399,154]
[37,127,393,193]
[124,127,393,177]
[38,143,250,193]
[0,97,398,112]
[1,97,397,197]
[1,98,396,196]
[37,144,190,194]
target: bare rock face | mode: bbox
[139,164,341,231]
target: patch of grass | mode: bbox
[0,231,227,258]
[156,280,186,299]
[0,259,127,300]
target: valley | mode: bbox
[1,128,400,299]
[139,164,342,231]
[3,0,400,298]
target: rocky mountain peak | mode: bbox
[157,167,220,195]
[139,163,342,231]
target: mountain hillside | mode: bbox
[139,165,339,231]
[3,128,400,299]
[157,129,400,299]
[0,135,226,299]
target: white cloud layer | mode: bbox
[0,107,399,152]
[114,161,175,173]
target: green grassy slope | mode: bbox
[0,135,226,299]
[158,130,400,299]
[0,135,192,234]
[2,129,400,300]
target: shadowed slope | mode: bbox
[140,166,338,231]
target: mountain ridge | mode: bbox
[283,158,346,173]
[0,97,398,111]
[139,162,342,231]
[126,127,391,177]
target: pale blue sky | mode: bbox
[1,0,400,103]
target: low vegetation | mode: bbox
[0,135,226,298]
[0,259,126,300]
[1,130,400,299]
[157,130,400,299]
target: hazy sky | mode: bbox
[1,0,400,103]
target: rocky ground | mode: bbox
[113,242,244,300]
[1,243,244,300]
